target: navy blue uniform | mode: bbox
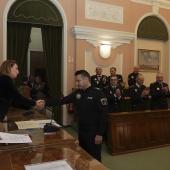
[45,86,108,162]
[103,85,124,113]
[129,84,148,111]
[91,75,108,89]
[128,72,139,87]
[150,82,170,110]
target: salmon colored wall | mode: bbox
[1,0,170,124]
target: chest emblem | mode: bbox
[76,93,81,99]
[131,76,134,79]
[157,88,160,90]
[110,91,112,94]
[135,89,138,92]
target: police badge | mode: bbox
[76,93,81,99]
[157,88,160,90]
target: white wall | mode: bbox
[29,28,43,51]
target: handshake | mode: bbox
[35,100,45,110]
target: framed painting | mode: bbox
[138,49,160,72]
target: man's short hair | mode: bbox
[110,75,118,80]
[75,70,91,81]
[110,67,116,71]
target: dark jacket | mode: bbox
[103,85,124,113]
[128,72,139,87]
[129,84,148,111]
[150,82,170,110]
[0,75,36,121]
[91,75,108,90]
[45,86,108,136]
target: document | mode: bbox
[36,119,62,129]
[0,132,32,143]
[24,160,73,170]
[15,120,40,129]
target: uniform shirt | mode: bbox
[128,84,148,111]
[150,81,170,110]
[91,75,108,89]
[103,85,124,113]
[0,75,36,121]
[45,86,108,136]
[128,72,139,87]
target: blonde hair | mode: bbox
[0,60,17,77]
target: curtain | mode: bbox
[41,25,62,122]
[7,22,32,87]
[41,25,62,98]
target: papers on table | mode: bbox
[36,119,62,129]
[15,121,39,129]
[24,160,73,170]
[15,120,62,130]
[0,132,32,143]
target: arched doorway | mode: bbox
[135,15,170,86]
[3,0,68,125]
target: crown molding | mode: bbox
[131,0,170,10]
[72,26,135,49]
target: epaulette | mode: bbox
[129,85,134,88]
[94,87,101,90]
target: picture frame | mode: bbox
[138,49,160,72]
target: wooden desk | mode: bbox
[0,142,107,170]
[0,108,108,170]
[0,108,75,151]
[107,109,170,155]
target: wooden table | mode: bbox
[0,142,107,170]
[0,108,108,169]
[0,108,75,151]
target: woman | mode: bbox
[0,60,44,122]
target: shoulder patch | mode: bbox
[101,98,108,105]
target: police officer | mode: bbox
[128,65,139,87]
[150,72,170,110]
[104,75,124,113]
[107,67,125,87]
[45,70,108,162]
[91,66,108,90]
[129,74,149,111]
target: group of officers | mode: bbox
[91,66,170,112]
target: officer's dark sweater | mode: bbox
[45,86,108,136]
[0,75,36,121]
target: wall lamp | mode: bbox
[99,44,111,59]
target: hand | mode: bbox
[0,136,2,140]
[103,76,107,82]
[115,89,121,97]
[36,100,45,110]
[162,86,169,93]
[94,135,103,145]
[121,82,126,87]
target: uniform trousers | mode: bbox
[78,124,102,162]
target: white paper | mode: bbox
[24,160,73,170]
[15,121,40,129]
[36,119,62,129]
[0,132,32,143]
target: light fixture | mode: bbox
[99,44,111,59]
